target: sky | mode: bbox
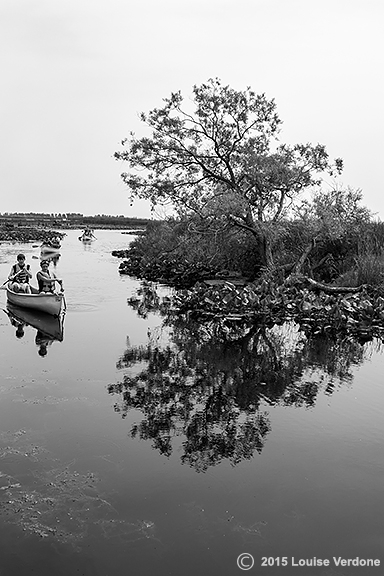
[1,0,383,219]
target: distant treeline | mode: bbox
[0,213,153,229]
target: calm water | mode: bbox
[0,229,383,575]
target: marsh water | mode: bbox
[0,229,383,575]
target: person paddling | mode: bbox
[8,254,32,293]
[36,260,64,293]
[82,228,96,239]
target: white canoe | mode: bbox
[41,244,61,255]
[6,286,64,317]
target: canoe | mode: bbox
[79,236,93,243]
[6,286,64,317]
[41,244,61,255]
[6,303,64,341]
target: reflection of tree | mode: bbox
[297,331,366,396]
[110,341,272,472]
[109,284,373,472]
[166,318,367,407]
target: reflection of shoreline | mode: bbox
[5,304,64,357]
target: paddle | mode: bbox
[1,272,22,290]
[0,270,22,288]
[55,280,67,312]
[53,277,67,312]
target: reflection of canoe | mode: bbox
[6,303,64,341]
[43,253,61,266]
[6,287,64,316]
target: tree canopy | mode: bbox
[115,78,343,266]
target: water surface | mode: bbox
[0,230,383,575]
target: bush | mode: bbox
[118,217,264,286]
[116,215,384,289]
[355,254,384,286]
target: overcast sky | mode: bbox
[1,0,383,219]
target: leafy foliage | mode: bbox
[115,78,343,266]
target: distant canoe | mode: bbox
[6,286,64,317]
[79,236,94,243]
[40,243,61,255]
[6,303,64,341]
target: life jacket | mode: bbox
[37,271,55,292]
[12,263,29,283]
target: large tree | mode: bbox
[115,78,343,267]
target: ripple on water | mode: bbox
[66,302,100,313]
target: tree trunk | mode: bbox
[285,273,365,294]
[262,234,274,268]
[291,238,316,274]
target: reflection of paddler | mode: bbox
[6,309,26,338]
[35,330,54,357]
[5,304,64,342]
[15,324,25,339]
[3,304,64,356]
[9,316,26,338]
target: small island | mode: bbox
[110,79,384,346]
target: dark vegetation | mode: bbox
[0,226,66,244]
[112,78,384,345]
[0,213,150,242]
[112,199,384,344]
[114,215,384,290]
